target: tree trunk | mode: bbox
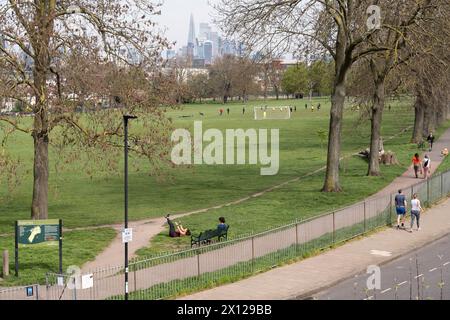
[29,0,55,220]
[322,28,351,193]
[368,80,385,176]
[423,103,435,137]
[322,82,346,192]
[31,126,49,219]
[412,97,424,143]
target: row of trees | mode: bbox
[282,60,334,98]
[1,0,450,220]
[215,0,450,191]
[0,0,175,219]
[166,55,334,104]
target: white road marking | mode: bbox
[398,281,408,286]
[370,250,392,257]
[415,274,424,279]
[381,288,392,294]
[443,262,450,266]
[429,268,438,272]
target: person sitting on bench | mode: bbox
[217,217,228,232]
[166,215,191,237]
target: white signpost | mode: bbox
[122,228,133,244]
[81,273,94,289]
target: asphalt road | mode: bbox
[311,232,450,300]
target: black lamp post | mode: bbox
[123,114,137,300]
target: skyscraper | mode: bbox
[203,41,213,64]
[199,23,212,41]
[187,13,196,59]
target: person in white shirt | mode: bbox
[423,155,431,179]
[410,193,422,232]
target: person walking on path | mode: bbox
[395,189,407,229]
[423,154,431,179]
[427,132,435,151]
[412,153,422,178]
[409,193,422,232]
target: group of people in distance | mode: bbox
[412,153,431,179]
[395,190,422,232]
[165,215,228,238]
[305,103,321,111]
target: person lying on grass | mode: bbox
[165,215,191,237]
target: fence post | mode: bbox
[295,223,299,256]
[133,267,137,294]
[332,212,336,244]
[363,201,367,233]
[197,249,200,278]
[35,284,39,301]
[441,173,444,199]
[251,236,255,273]
[389,194,393,226]
[2,250,8,277]
[427,178,431,207]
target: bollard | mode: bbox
[2,250,9,277]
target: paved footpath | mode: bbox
[180,197,450,300]
[79,125,427,272]
[180,130,450,300]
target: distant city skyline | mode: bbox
[156,0,220,50]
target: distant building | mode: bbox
[178,14,244,67]
[187,13,196,59]
[164,50,176,60]
[192,58,206,68]
[199,23,212,41]
[203,41,213,64]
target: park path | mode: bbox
[178,130,450,300]
[2,127,449,299]
[180,195,450,300]
[79,125,422,272]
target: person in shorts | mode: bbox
[394,189,407,229]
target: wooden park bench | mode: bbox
[191,225,229,247]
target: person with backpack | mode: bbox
[409,194,422,232]
[423,154,431,179]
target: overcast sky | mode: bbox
[156,0,220,50]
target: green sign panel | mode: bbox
[17,219,60,245]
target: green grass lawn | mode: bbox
[435,154,450,175]
[0,227,116,286]
[2,97,449,253]
[0,97,416,233]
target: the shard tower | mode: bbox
[187,13,196,59]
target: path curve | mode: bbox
[80,125,421,272]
